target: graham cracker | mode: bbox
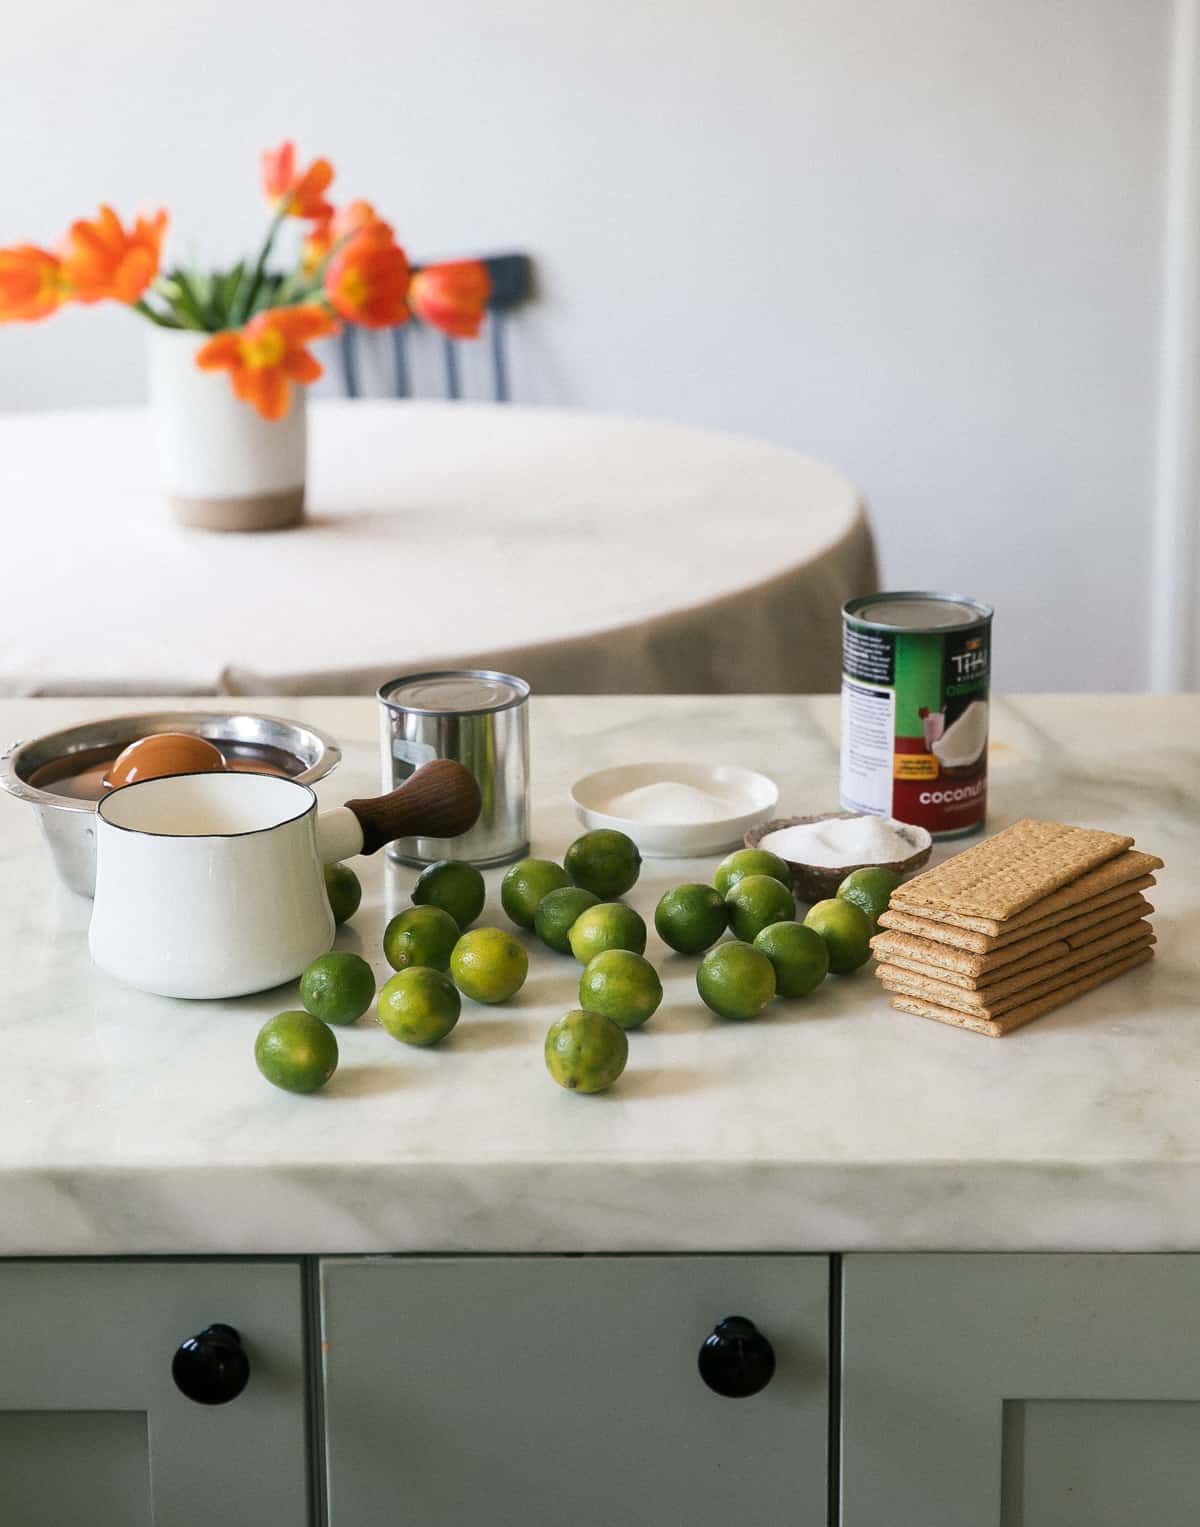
[878,916,1154,991]
[888,945,1154,1038]
[889,853,1160,937]
[891,819,1133,921]
[872,896,1152,977]
[878,887,1149,953]
[878,925,1155,1015]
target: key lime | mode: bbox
[451,926,529,1004]
[564,829,642,899]
[724,873,795,942]
[378,966,461,1046]
[696,942,776,1019]
[544,1009,629,1093]
[383,904,460,973]
[804,897,873,974]
[299,951,376,1026]
[837,865,901,934]
[753,921,830,997]
[254,1010,339,1094]
[413,859,486,930]
[324,863,362,925]
[578,949,663,1029]
[654,883,728,954]
[568,902,647,964]
[500,857,571,930]
[713,847,791,898]
[534,885,600,954]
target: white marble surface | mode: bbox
[0,694,1196,1256]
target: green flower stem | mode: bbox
[233,206,288,325]
[275,229,358,308]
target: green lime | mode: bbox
[412,859,486,930]
[544,1009,629,1093]
[564,829,642,899]
[500,857,571,930]
[713,847,792,898]
[254,1010,338,1093]
[324,863,362,925]
[534,885,600,954]
[696,942,776,1019]
[383,905,460,973]
[568,902,647,964]
[837,865,902,933]
[451,926,529,1004]
[378,966,461,1046]
[578,949,662,1029]
[299,951,376,1026]
[804,897,873,974]
[753,921,830,998]
[724,873,795,942]
[654,883,728,954]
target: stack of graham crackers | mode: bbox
[871,819,1161,1037]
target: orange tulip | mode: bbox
[60,206,167,305]
[301,200,386,275]
[325,225,411,329]
[408,260,491,339]
[0,244,65,322]
[195,304,337,421]
[261,141,334,220]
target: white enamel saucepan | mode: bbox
[88,760,481,999]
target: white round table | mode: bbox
[0,401,875,697]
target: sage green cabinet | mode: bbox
[0,1261,308,1527]
[320,1254,830,1526]
[840,1254,1200,1527]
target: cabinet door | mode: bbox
[841,1254,1200,1527]
[0,1261,308,1527]
[321,1255,829,1526]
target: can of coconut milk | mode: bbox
[840,592,993,839]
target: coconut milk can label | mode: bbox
[840,610,991,838]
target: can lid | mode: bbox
[845,592,992,631]
[379,670,529,715]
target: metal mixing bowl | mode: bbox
[0,710,341,897]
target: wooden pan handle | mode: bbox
[344,760,482,855]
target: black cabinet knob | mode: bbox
[171,1323,250,1405]
[698,1315,776,1398]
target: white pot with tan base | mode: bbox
[147,327,307,532]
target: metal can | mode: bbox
[840,592,993,839]
[378,670,530,867]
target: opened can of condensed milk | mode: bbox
[378,670,530,867]
[840,592,993,839]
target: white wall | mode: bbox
[0,0,1173,691]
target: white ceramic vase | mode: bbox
[147,327,307,531]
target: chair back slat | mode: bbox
[340,327,361,400]
[443,337,461,400]
[391,326,411,399]
[491,313,509,404]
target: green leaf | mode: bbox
[219,262,246,326]
[188,269,221,329]
[170,268,212,332]
[133,298,183,329]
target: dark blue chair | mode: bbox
[339,252,532,403]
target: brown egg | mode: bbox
[103,733,229,790]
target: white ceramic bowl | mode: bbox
[570,761,779,858]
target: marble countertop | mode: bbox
[0,694,1196,1257]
